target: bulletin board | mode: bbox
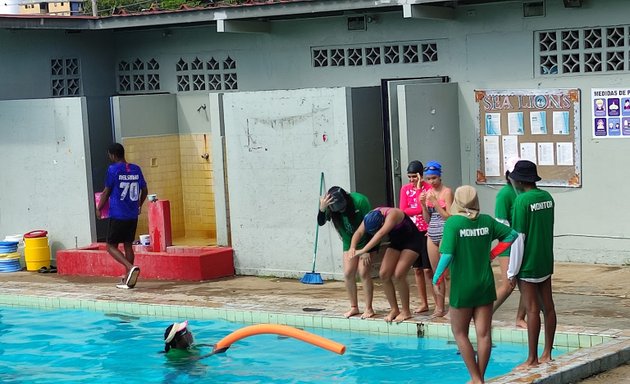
[475,88,582,188]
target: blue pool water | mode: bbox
[0,306,567,383]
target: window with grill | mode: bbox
[50,58,82,97]
[175,55,238,92]
[312,41,439,68]
[536,26,630,76]
[117,58,160,93]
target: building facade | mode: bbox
[0,0,628,278]
[18,0,84,16]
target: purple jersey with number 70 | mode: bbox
[105,162,147,220]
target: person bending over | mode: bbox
[350,207,424,323]
[318,186,376,319]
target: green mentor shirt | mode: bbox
[512,188,555,279]
[495,183,517,225]
[333,192,372,251]
[495,183,517,257]
[440,214,513,308]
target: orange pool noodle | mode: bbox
[213,324,346,355]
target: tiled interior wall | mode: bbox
[179,134,216,240]
[123,135,185,239]
[123,134,216,242]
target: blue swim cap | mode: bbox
[424,161,442,176]
[363,210,385,235]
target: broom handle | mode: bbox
[312,172,324,273]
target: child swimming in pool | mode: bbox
[163,321,214,357]
[164,321,195,355]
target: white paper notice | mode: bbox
[537,142,555,165]
[556,142,574,166]
[502,135,519,171]
[520,142,537,163]
[485,113,502,135]
[553,111,570,135]
[508,112,525,135]
[484,135,501,176]
[530,111,548,135]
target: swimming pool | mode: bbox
[0,306,569,383]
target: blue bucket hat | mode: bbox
[424,161,442,176]
[363,210,385,235]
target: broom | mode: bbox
[301,172,325,285]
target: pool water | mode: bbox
[0,306,567,383]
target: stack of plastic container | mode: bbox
[0,240,21,272]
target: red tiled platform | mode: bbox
[57,243,234,281]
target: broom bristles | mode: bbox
[300,272,323,284]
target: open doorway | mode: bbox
[381,77,462,206]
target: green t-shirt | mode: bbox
[495,183,517,225]
[495,183,517,257]
[512,188,555,279]
[326,192,372,251]
[440,214,513,308]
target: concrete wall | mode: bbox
[0,28,115,241]
[176,94,212,135]
[1,0,630,265]
[111,94,178,139]
[221,88,353,278]
[0,97,94,257]
[0,29,115,100]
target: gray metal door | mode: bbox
[396,82,462,194]
[385,78,444,205]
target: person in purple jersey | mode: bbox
[96,143,148,289]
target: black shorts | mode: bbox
[389,216,426,260]
[106,218,138,245]
[412,230,431,270]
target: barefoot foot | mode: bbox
[384,309,400,323]
[413,305,429,314]
[361,309,375,319]
[516,319,528,329]
[539,354,553,364]
[516,359,539,370]
[394,310,412,323]
[344,307,360,318]
[430,308,448,318]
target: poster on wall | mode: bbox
[592,88,630,138]
[475,88,582,188]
